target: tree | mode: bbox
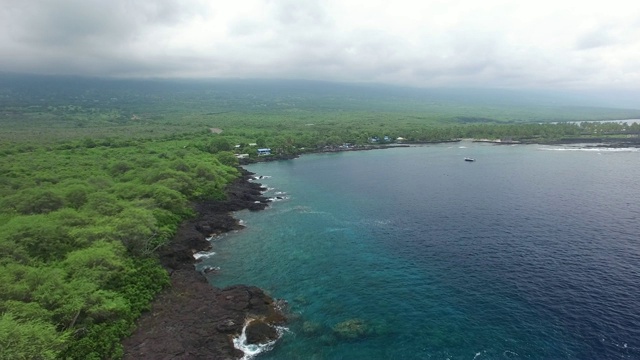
[111,208,159,256]
[215,151,239,167]
[62,241,127,287]
[0,313,68,360]
[207,137,231,153]
[1,215,81,262]
[256,136,267,148]
[1,189,65,215]
[64,184,91,209]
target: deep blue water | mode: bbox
[199,142,640,359]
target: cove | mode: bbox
[199,142,640,359]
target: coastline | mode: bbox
[238,143,417,165]
[122,168,286,360]
[241,134,640,167]
[189,147,640,359]
[121,135,639,358]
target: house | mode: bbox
[257,148,271,156]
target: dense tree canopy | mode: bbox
[0,135,239,358]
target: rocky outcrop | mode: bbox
[245,319,278,345]
[122,169,285,360]
[332,318,370,340]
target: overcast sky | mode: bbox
[2,0,640,91]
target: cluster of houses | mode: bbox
[234,142,271,159]
[369,136,405,143]
[234,135,407,159]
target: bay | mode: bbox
[199,142,640,359]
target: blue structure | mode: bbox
[257,148,271,156]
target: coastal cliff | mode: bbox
[122,169,286,359]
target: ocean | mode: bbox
[198,142,640,359]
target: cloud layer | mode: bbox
[2,0,640,90]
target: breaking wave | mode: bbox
[193,250,216,260]
[539,146,639,152]
[233,320,287,360]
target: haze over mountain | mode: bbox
[1,1,639,108]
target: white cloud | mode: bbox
[1,0,640,91]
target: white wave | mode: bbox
[539,147,639,152]
[233,320,287,360]
[263,187,276,192]
[193,250,216,260]
[268,196,288,202]
[205,236,214,241]
[201,265,220,273]
[274,191,287,195]
[458,146,467,148]
[253,175,272,180]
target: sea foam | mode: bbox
[193,250,216,260]
[252,175,272,180]
[539,146,639,152]
[233,320,287,360]
[268,196,288,202]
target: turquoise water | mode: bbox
[199,142,640,359]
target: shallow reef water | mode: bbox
[201,143,640,359]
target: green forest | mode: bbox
[0,135,242,359]
[1,75,639,359]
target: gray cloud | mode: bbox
[1,0,208,76]
[5,0,197,46]
[271,0,330,27]
[1,0,639,92]
[575,28,616,50]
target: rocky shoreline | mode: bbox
[542,137,640,148]
[122,169,286,360]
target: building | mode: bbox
[257,148,271,156]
